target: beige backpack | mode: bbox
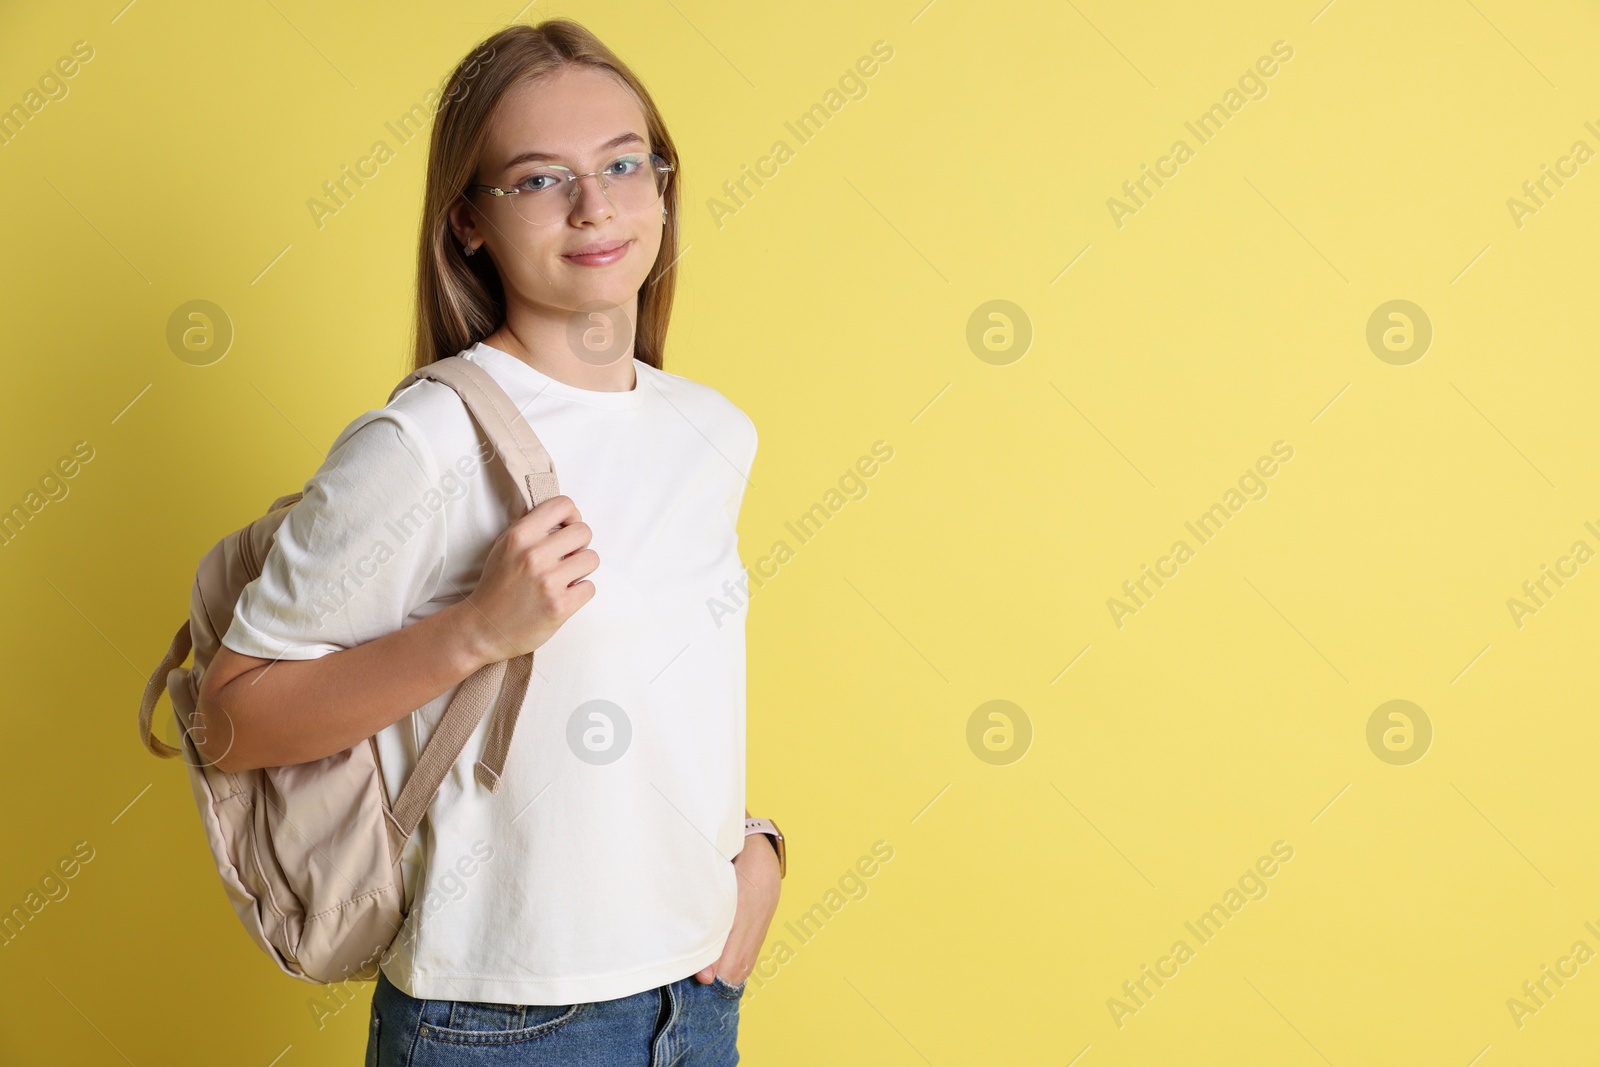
[137,354,560,985]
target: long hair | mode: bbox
[411,20,680,373]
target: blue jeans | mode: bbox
[365,966,744,1066]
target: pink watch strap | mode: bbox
[744,817,785,877]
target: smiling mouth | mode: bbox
[563,240,631,264]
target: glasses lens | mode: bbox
[509,153,670,226]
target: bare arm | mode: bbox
[196,599,490,773]
[196,494,598,774]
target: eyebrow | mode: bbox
[501,132,648,172]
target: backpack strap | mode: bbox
[384,355,561,840]
[138,619,194,759]
[388,355,560,512]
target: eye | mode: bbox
[515,168,566,192]
[606,154,647,177]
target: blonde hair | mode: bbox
[411,19,680,372]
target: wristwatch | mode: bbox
[744,817,785,878]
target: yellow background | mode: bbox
[3,0,1599,1062]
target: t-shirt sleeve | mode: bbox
[221,408,450,661]
[726,409,759,527]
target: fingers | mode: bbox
[512,497,594,557]
[541,520,593,560]
[522,493,580,535]
[550,551,600,593]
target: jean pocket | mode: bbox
[417,999,588,1045]
[710,973,747,1000]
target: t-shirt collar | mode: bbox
[469,341,647,410]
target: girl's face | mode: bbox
[453,65,664,335]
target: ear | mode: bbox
[447,197,481,250]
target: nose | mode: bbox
[567,171,616,221]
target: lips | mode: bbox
[564,239,630,259]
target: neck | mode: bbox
[485,300,639,392]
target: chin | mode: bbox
[566,275,649,306]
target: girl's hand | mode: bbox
[459,494,598,666]
[696,834,783,987]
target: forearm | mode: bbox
[741,807,784,866]
[199,600,491,773]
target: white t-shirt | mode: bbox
[221,342,757,1005]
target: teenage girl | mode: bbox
[197,19,783,1066]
